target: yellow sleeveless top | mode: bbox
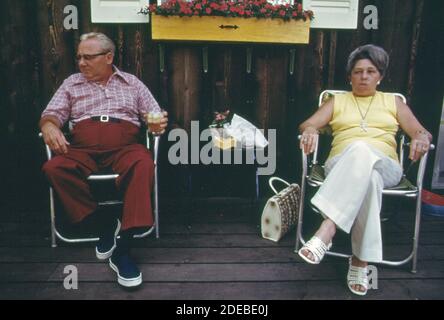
[328,91,399,161]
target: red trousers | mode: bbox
[42,119,154,230]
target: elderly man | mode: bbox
[40,32,167,288]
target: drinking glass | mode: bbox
[147,110,163,134]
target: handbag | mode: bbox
[261,177,301,242]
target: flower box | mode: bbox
[151,15,310,44]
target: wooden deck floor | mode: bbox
[1,199,444,300]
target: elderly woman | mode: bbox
[297,44,432,296]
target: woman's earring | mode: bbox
[377,81,381,85]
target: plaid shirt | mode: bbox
[41,66,161,127]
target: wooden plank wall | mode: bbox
[1,0,443,214]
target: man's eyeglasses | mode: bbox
[76,51,109,61]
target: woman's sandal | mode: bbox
[347,257,369,296]
[298,236,332,264]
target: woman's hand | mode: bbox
[300,127,319,154]
[409,131,431,161]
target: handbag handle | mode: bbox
[269,177,291,195]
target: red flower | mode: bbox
[144,0,312,21]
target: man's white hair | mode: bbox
[80,32,115,55]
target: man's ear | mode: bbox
[106,53,114,65]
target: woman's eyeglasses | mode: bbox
[76,51,109,61]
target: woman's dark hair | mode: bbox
[346,44,389,77]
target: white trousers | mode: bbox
[311,141,403,263]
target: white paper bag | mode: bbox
[224,114,268,148]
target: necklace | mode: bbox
[352,94,375,132]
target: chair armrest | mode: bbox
[40,130,161,163]
[298,134,320,164]
[145,130,161,165]
[39,132,53,160]
[415,144,435,189]
[39,131,74,160]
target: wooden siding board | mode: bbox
[1,0,442,222]
[1,280,444,300]
[1,202,444,299]
[2,244,444,264]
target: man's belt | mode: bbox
[91,115,121,123]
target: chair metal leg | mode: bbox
[135,136,160,239]
[411,191,423,273]
[294,92,432,273]
[295,153,308,253]
[153,135,160,239]
[410,151,430,273]
[49,187,57,248]
[154,162,159,239]
[48,134,161,245]
[255,166,260,201]
[295,191,304,252]
[295,174,421,268]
